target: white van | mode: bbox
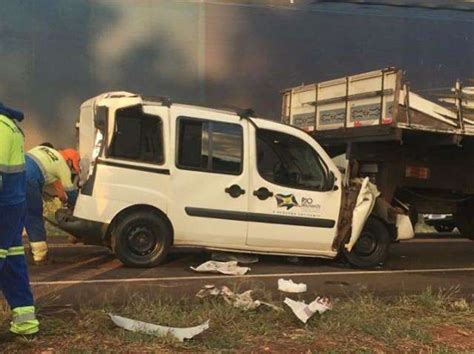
[57,92,413,268]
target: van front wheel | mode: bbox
[342,217,391,268]
[112,211,171,267]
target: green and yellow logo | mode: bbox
[275,194,299,210]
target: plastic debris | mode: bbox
[284,297,332,324]
[109,314,209,342]
[211,251,259,264]
[278,279,307,293]
[196,285,281,312]
[191,260,250,275]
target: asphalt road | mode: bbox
[28,234,474,307]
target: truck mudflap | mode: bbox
[333,177,414,252]
[55,208,108,246]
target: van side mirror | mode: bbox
[324,171,337,191]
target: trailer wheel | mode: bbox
[434,225,455,233]
[455,200,474,240]
[343,217,391,268]
[112,211,171,267]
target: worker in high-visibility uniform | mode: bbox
[0,103,40,335]
[25,146,80,264]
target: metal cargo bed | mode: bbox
[281,67,474,148]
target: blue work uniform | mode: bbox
[0,107,40,335]
[25,146,78,262]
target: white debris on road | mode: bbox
[284,297,332,323]
[191,260,250,275]
[211,251,259,264]
[277,279,307,293]
[109,314,209,342]
[196,285,281,312]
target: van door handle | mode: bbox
[253,187,273,200]
[225,184,246,198]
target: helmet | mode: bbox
[60,149,80,174]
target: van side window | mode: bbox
[108,106,164,164]
[257,129,326,190]
[177,118,243,175]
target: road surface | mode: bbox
[28,235,474,307]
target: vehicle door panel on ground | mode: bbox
[246,122,342,256]
[169,107,249,248]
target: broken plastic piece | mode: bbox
[196,285,281,312]
[211,251,259,264]
[109,314,209,342]
[346,177,380,252]
[278,279,307,293]
[284,297,332,323]
[191,260,250,275]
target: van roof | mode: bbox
[89,91,258,119]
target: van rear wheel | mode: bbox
[342,217,391,268]
[112,211,171,267]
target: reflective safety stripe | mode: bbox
[0,163,25,173]
[13,312,37,324]
[0,249,7,258]
[7,246,25,256]
[10,306,39,335]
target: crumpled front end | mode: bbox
[334,177,415,252]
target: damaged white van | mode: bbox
[56,92,414,268]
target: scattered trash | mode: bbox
[451,298,470,311]
[284,297,332,323]
[191,260,250,275]
[211,251,259,264]
[278,279,307,293]
[196,285,281,312]
[109,314,209,342]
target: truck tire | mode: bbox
[434,225,455,233]
[455,200,474,240]
[112,211,172,267]
[343,217,391,268]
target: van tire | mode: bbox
[342,217,391,268]
[112,211,171,267]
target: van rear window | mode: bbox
[177,118,243,175]
[108,106,164,164]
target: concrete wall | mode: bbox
[0,0,472,148]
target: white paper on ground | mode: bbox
[211,251,259,264]
[196,285,281,311]
[109,314,209,342]
[278,279,307,293]
[191,260,250,275]
[284,297,332,324]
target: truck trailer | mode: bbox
[282,67,474,240]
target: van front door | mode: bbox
[246,126,341,255]
[169,111,249,248]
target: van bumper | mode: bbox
[55,208,108,246]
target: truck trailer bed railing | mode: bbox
[281,67,474,144]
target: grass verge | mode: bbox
[0,287,473,352]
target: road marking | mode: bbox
[31,267,474,286]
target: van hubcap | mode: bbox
[127,226,158,255]
[353,232,377,256]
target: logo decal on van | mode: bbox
[275,194,299,210]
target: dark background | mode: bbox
[0,0,472,148]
